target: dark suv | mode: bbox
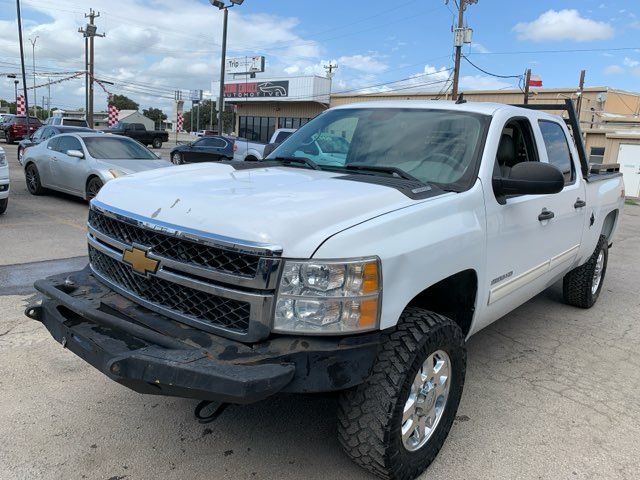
[1,115,42,144]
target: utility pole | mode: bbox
[15,0,30,135]
[79,9,104,129]
[29,36,38,118]
[576,69,586,118]
[324,63,338,103]
[218,7,229,135]
[450,0,477,98]
[523,69,531,104]
[13,80,19,103]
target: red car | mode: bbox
[1,115,42,144]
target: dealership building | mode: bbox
[212,75,330,143]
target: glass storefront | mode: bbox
[239,116,312,142]
[239,116,276,143]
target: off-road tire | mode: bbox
[25,163,45,195]
[0,197,7,215]
[337,308,466,480]
[152,138,162,149]
[563,235,608,308]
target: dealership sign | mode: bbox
[226,56,266,75]
[224,81,289,98]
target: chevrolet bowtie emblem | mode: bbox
[122,247,159,276]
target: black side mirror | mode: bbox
[493,162,564,204]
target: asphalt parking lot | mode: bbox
[1,139,639,480]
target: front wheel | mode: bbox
[17,147,23,165]
[86,177,103,201]
[5,132,14,144]
[338,308,466,480]
[0,197,7,215]
[152,138,162,149]
[25,164,45,195]
[563,235,608,308]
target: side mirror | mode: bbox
[66,149,85,159]
[493,162,564,204]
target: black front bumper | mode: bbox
[30,267,380,404]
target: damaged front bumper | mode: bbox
[28,267,380,404]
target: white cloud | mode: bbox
[623,57,640,68]
[469,42,491,54]
[604,65,625,75]
[513,9,613,42]
[337,55,388,73]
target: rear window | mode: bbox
[62,119,88,127]
[14,117,41,125]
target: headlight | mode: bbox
[274,258,381,334]
[108,169,126,178]
[0,152,6,166]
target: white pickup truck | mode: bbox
[233,128,296,161]
[29,100,624,480]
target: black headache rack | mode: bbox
[511,98,620,180]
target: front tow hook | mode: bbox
[25,304,43,322]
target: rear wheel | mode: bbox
[338,308,466,480]
[563,235,608,308]
[5,131,14,144]
[152,138,162,149]
[0,197,7,215]
[25,163,45,195]
[86,177,103,201]
[171,152,184,165]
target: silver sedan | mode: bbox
[23,132,172,200]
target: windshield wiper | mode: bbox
[271,156,321,170]
[344,164,422,183]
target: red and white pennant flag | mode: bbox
[176,111,184,132]
[107,97,119,127]
[528,74,543,88]
[16,95,26,115]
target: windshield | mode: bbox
[268,108,489,188]
[14,116,41,125]
[84,137,157,160]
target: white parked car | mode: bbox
[30,100,624,480]
[22,132,172,201]
[0,147,9,214]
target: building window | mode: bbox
[279,117,311,130]
[589,146,605,164]
[239,116,276,143]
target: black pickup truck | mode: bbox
[105,122,169,149]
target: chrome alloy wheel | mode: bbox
[401,350,451,452]
[591,250,605,295]
[171,153,182,165]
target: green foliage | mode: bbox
[143,107,167,129]
[110,94,139,111]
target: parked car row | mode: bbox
[0,115,42,144]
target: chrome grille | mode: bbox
[89,246,251,333]
[88,209,260,277]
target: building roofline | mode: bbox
[331,86,623,98]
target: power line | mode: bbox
[461,55,522,79]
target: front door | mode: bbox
[618,144,640,198]
[52,135,87,195]
[481,116,585,329]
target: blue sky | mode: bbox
[0,0,639,112]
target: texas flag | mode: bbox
[528,74,543,87]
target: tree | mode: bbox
[110,94,139,111]
[143,107,167,129]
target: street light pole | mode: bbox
[13,80,19,102]
[211,0,244,135]
[15,0,31,137]
[29,36,38,118]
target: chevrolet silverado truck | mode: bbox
[105,122,169,149]
[27,99,624,480]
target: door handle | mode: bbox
[574,199,586,209]
[538,209,555,222]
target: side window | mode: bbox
[495,118,539,179]
[538,120,575,184]
[55,136,83,154]
[589,146,605,164]
[31,128,43,142]
[47,137,60,150]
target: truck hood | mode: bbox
[95,163,428,257]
